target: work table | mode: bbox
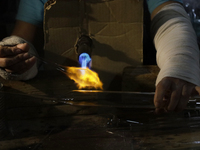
[0,66,200,150]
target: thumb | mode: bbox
[191,86,200,96]
[16,43,30,52]
[195,86,200,95]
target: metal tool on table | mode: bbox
[57,90,200,110]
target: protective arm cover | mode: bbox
[151,3,200,86]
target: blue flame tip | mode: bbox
[79,53,91,68]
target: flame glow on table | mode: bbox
[64,66,103,90]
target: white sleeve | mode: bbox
[151,3,200,86]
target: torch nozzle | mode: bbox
[75,35,93,68]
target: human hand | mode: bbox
[0,43,36,74]
[154,77,200,113]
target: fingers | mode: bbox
[16,43,30,52]
[168,83,195,112]
[194,86,200,95]
[154,78,171,111]
[5,56,36,74]
[167,84,182,111]
[0,52,32,68]
[0,43,29,57]
[0,43,36,74]
[174,84,194,112]
[154,77,196,114]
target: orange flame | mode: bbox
[64,66,103,90]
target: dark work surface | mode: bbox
[0,70,200,150]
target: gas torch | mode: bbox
[75,35,93,68]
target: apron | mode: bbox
[44,0,143,90]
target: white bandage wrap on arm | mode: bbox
[0,35,39,80]
[152,3,200,86]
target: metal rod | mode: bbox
[72,90,200,99]
[30,53,67,73]
[72,90,155,95]
[69,90,200,109]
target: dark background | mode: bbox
[0,0,20,40]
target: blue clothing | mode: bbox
[16,0,183,27]
[146,0,183,14]
[16,0,48,26]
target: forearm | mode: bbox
[151,2,200,86]
[11,20,37,43]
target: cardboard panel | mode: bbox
[44,0,143,89]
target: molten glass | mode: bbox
[65,66,103,90]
